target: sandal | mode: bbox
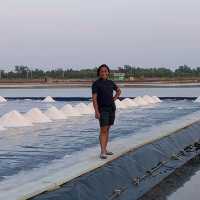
[106,151,114,155]
[100,153,107,159]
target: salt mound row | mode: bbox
[142,95,156,104]
[152,96,162,103]
[60,104,82,117]
[87,103,95,112]
[115,99,128,109]
[24,108,52,123]
[74,103,94,114]
[87,102,93,108]
[0,110,33,127]
[194,96,200,102]
[42,96,55,103]
[115,96,159,109]
[45,106,67,120]
[115,95,162,109]
[0,96,7,102]
[0,125,5,131]
[133,96,149,106]
[121,98,138,107]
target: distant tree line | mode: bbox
[0,65,200,80]
[120,65,200,78]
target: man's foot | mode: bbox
[106,151,114,155]
[100,153,107,159]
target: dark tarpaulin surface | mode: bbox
[5,97,196,101]
[31,121,200,200]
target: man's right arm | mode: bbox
[92,93,100,119]
[92,82,100,119]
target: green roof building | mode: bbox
[113,73,125,81]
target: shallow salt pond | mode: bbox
[0,99,199,184]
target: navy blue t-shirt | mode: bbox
[92,78,118,108]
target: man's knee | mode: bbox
[100,126,108,135]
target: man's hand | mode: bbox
[113,87,121,101]
[113,96,118,101]
[95,111,100,119]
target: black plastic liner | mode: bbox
[5,97,197,101]
[31,121,200,200]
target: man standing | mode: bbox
[92,64,121,159]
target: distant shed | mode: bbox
[113,72,125,81]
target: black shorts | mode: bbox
[99,105,116,127]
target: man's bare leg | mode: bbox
[105,126,110,150]
[105,126,113,155]
[99,126,109,155]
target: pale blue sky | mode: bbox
[0,0,200,69]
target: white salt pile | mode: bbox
[116,99,128,109]
[0,96,7,103]
[60,104,82,117]
[45,106,67,120]
[0,125,5,131]
[133,96,149,106]
[142,95,156,104]
[85,105,95,114]
[115,99,128,109]
[76,103,88,108]
[42,96,55,103]
[152,96,162,103]
[74,103,93,114]
[194,96,200,102]
[0,110,33,127]
[88,102,93,107]
[24,108,52,123]
[87,103,94,113]
[121,98,138,107]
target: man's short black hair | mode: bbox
[97,64,110,76]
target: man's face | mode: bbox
[99,67,109,80]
